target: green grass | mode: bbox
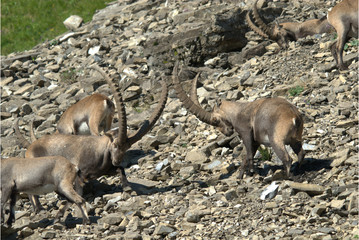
[258,146,271,161]
[288,86,304,97]
[1,0,111,56]
[344,39,359,51]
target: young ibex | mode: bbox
[173,63,304,179]
[327,0,358,70]
[246,0,333,48]
[15,64,168,212]
[1,156,89,227]
[56,93,115,136]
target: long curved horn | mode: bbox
[90,65,127,145]
[128,80,168,145]
[172,62,217,126]
[252,0,273,38]
[14,119,31,148]
[190,72,201,107]
[246,11,269,38]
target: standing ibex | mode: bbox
[15,64,168,212]
[56,93,115,136]
[327,0,358,70]
[173,63,304,179]
[246,0,334,48]
[1,156,90,226]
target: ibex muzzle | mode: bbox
[15,64,168,212]
[57,93,115,136]
[173,63,305,179]
[1,156,89,227]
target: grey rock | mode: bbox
[153,223,175,235]
[98,213,124,225]
[1,0,358,239]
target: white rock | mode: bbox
[260,181,279,200]
[63,15,83,30]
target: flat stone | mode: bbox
[185,149,208,164]
[98,213,124,225]
[330,199,345,209]
[153,223,175,235]
[285,181,325,195]
[14,84,34,95]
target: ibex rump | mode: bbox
[57,93,115,136]
[173,63,304,179]
[327,0,358,70]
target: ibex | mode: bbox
[15,64,168,212]
[246,0,334,48]
[247,0,358,70]
[1,156,90,227]
[56,93,115,136]
[327,0,358,70]
[173,63,304,179]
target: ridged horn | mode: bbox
[252,0,274,38]
[172,62,217,126]
[128,80,168,145]
[190,72,201,107]
[246,10,269,38]
[14,119,31,148]
[90,65,127,145]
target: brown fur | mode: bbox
[15,65,168,213]
[247,0,334,48]
[173,63,304,179]
[1,156,89,226]
[279,17,334,40]
[327,0,358,70]
[57,93,115,136]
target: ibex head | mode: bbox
[246,0,293,49]
[173,63,234,137]
[212,106,234,136]
[90,65,168,166]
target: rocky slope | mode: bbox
[1,0,358,239]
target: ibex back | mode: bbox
[15,65,168,212]
[57,93,115,136]
[173,63,304,179]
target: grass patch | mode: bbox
[258,146,271,161]
[288,86,304,97]
[344,39,359,51]
[1,0,111,56]
[60,68,78,84]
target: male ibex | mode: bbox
[173,63,304,179]
[15,65,168,212]
[1,156,89,227]
[327,0,358,70]
[246,0,333,48]
[57,93,115,136]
